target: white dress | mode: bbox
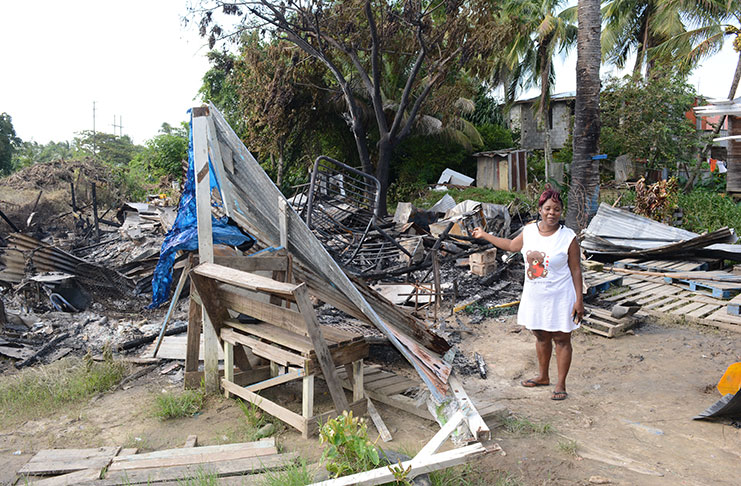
[517,222,579,332]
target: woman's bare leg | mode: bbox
[552,331,572,394]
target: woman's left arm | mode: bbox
[567,238,584,322]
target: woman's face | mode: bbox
[539,198,562,227]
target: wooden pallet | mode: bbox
[662,275,741,300]
[613,258,717,273]
[584,270,623,296]
[601,275,741,333]
[337,364,432,421]
[581,306,637,338]
[727,293,741,316]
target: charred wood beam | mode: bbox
[15,332,69,369]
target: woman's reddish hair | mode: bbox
[538,186,563,208]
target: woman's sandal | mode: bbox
[521,379,549,387]
[551,391,568,401]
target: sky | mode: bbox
[1,1,739,146]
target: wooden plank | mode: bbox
[364,388,432,421]
[447,374,490,441]
[294,284,350,414]
[183,436,198,448]
[352,360,364,402]
[373,380,417,397]
[686,303,722,318]
[111,441,274,464]
[184,285,202,388]
[28,467,102,485]
[246,368,304,392]
[221,328,307,368]
[108,445,278,471]
[643,295,681,311]
[653,299,692,314]
[214,255,288,273]
[225,319,312,353]
[220,287,306,335]
[366,399,392,442]
[302,374,314,422]
[365,375,409,392]
[98,452,297,485]
[222,379,306,432]
[669,301,707,316]
[193,262,298,297]
[414,410,465,459]
[19,447,121,475]
[224,340,234,399]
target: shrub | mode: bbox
[319,411,380,478]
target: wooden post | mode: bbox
[152,259,191,358]
[432,249,441,321]
[352,360,364,402]
[224,340,234,398]
[294,284,350,414]
[192,106,218,393]
[184,284,202,389]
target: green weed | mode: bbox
[0,356,128,426]
[153,388,205,420]
[557,439,579,457]
[176,467,219,485]
[319,411,380,478]
[258,459,313,486]
[502,416,552,436]
[430,464,520,486]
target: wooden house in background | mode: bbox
[474,149,528,191]
[695,98,741,195]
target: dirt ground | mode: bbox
[1,312,739,486]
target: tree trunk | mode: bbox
[375,136,394,217]
[566,0,602,231]
[684,50,741,192]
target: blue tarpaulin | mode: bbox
[149,110,254,308]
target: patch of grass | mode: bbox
[502,416,553,436]
[153,388,205,420]
[258,459,313,486]
[430,464,523,486]
[0,356,128,426]
[557,439,579,457]
[122,434,151,451]
[175,468,219,485]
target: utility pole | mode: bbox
[92,101,97,159]
[112,115,123,137]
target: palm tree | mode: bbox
[502,0,577,181]
[601,0,689,79]
[567,0,602,231]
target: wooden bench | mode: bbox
[189,259,368,438]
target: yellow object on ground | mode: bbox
[717,362,741,396]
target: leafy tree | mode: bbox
[600,69,700,172]
[567,0,601,231]
[0,112,21,175]
[194,0,512,215]
[198,50,245,134]
[130,123,189,182]
[11,140,75,170]
[73,131,143,167]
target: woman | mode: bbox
[472,188,583,401]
